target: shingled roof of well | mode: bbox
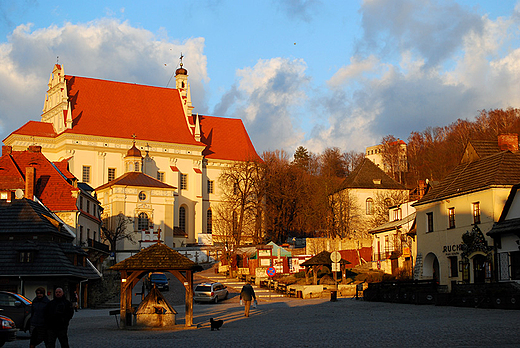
[110,242,202,271]
[301,250,350,266]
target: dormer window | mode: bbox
[373,179,381,185]
[19,251,34,263]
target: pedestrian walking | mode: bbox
[30,287,50,348]
[44,288,74,348]
[71,290,79,312]
[239,282,256,317]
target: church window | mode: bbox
[138,191,147,201]
[207,209,213,234]
[208,180,214,194]
[134,161,140,172]
[157,171,165,182]
[179,207,186,232]
[108,168,116,182]
[181,174,188,190]
[138,212,149,231]
[82,166,91,183]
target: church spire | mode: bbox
[175,53,194,122]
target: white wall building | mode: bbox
[3,63,261,257]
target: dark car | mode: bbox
[0,314,17,347]
[0,291,32,332]
[147,272,169,291]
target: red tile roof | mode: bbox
[7,75,260,162]
[96,171,177,191]
[10,121,57,138]
[199,115,261,162]
[62,76,201,146]
[0,150,79,211]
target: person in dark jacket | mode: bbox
[44,288,74,348]
[30,287,50,348]
[239,283,256,317]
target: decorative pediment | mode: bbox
[461,224,492,258]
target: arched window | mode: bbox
[138,212,149,230]
[366,198,374,215]
[179,206,186,232]
[207,209,213,234]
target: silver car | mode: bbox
[193,282,228,303]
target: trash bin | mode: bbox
[330,290,337,302]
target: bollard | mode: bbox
[330,290,337,302]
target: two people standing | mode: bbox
[30,287,75,348]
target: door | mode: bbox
[473,255,486,284]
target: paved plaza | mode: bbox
[9,294,520,347]
[8,270,520,347]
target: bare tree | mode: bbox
[213,159,264,251]
[370,191,409,228]
[101,212,135,253]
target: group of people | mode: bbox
[30,287,75,348]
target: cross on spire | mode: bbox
[179,53,184,68]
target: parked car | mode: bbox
[0,314,17,347]
[0,291,31,332]
[146,272,169,291]
[193,282,228,304]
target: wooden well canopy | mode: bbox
[110,242,202,327]
[301,251,351,285]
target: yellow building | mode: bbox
[413,134,520,290]
[3,63,260,259]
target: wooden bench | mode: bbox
[288,288,297,297]
[277,283,287,294]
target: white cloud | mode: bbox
[0,19,208,139]
[217,57,309,153]
[302,3,520,154]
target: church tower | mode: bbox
[124,136,143,173]
[175,55,194,124]
[42,64,73,133]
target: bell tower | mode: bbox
[175,54,194,122]
[42,63,72,133]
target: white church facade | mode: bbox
[3,63,260,260]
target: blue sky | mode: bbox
[1,0,520,155]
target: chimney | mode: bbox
[2,146,12,156]
[498,134,519,152]
[28,145,42,153]
[25,167,36,200]
[418,180,426,198]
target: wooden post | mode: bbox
[313,265,318,285]
[120,270,127,328]
[185,270,193,327]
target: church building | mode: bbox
[3,62,261,260]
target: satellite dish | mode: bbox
[15,189,24,199]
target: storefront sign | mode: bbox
[442,244,462,254]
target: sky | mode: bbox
[1,0,520,156]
